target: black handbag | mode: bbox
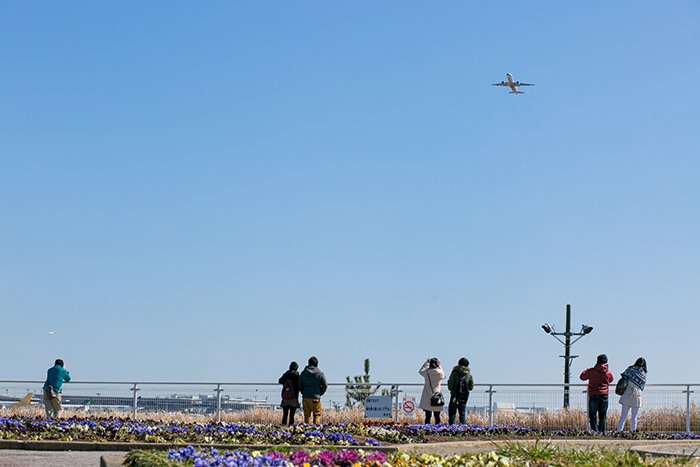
[427,372,445,406]
[615,374,628,396]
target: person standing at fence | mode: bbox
[419,357,445,424]
[278,361,300,425]
[447,357,474,425]
[579,354,614,432]
[42,359,71,419]
[617,357,647,432]
[298,356,327,424]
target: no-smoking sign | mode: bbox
[401,397,416,416]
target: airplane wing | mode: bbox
[492,82,509,86]
[514,82,534,87]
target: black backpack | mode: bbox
[454,373,471,403]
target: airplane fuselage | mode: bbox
[505,73,520,94]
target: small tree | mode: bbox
[344,358,380,407]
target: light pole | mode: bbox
[542,304,593,408]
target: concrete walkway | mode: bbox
[0,450,122,467]
[4,439,700,466]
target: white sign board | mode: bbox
[364,396,393,418]
[401,396,416,416]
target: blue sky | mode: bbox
[1,1,699,386]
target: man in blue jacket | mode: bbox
[43,359,71,418]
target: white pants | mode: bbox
[617,404,639,431]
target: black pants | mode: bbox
[424,410,441,424]
[282,406,297,425]
[588,394,608,432]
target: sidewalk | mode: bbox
[3,439,700,467]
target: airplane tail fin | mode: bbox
[10,393,33,408]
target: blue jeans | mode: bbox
[448,395,468,425]
[588,394,609,432]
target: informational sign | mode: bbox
[364,396,393,418]
[401,396,416,416]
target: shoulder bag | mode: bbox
[615,374,628,396]
[427,372,445,407]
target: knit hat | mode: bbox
[597,354,607,364]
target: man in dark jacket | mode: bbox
[447,357,474,425]
[43,359,71,419]
[298,356,327,424]
[580,354,614,432]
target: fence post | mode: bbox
[684,385,694,434]
[584,389,589,431]
[394,385,400,423]
[131,384,139,419]
[487,385,495,426]
[216,384,223,423]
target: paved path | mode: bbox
[0,450,126,467]
[4,440,700,466]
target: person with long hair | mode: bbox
[418,357,445,424]
[278,361,300,425]
[617,357,647,432]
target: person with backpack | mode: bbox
[447,357,474,425]
[278,361,300,425]
[298,356,327,424]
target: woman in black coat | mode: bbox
[278,361,300,425]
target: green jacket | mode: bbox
[44,365,71,393]
[447,365,474,394]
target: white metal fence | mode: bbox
[2,381,699,434]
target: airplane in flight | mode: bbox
[492,73,534,94]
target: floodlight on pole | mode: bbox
[541,304,593,408]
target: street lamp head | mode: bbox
[542,323,552,334]
[582,324,593,334]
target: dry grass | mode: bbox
[4,403,700,433]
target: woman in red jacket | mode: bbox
[580,354,614,432]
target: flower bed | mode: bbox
[2,416,700,445]
[125,445,700,467]
[125,447,513,467]
[167,445,389,467]
[395,422,700,440]
[0,416,408,445]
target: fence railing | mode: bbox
[1,381,699,434]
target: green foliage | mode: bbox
[124,450,178,467]
[494,442,692,467]
[344,358,380,407]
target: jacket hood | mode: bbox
[303,365,322,375]
[594,363,609,373]
[452,365,470,376]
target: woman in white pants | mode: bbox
[617,357,647,432]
